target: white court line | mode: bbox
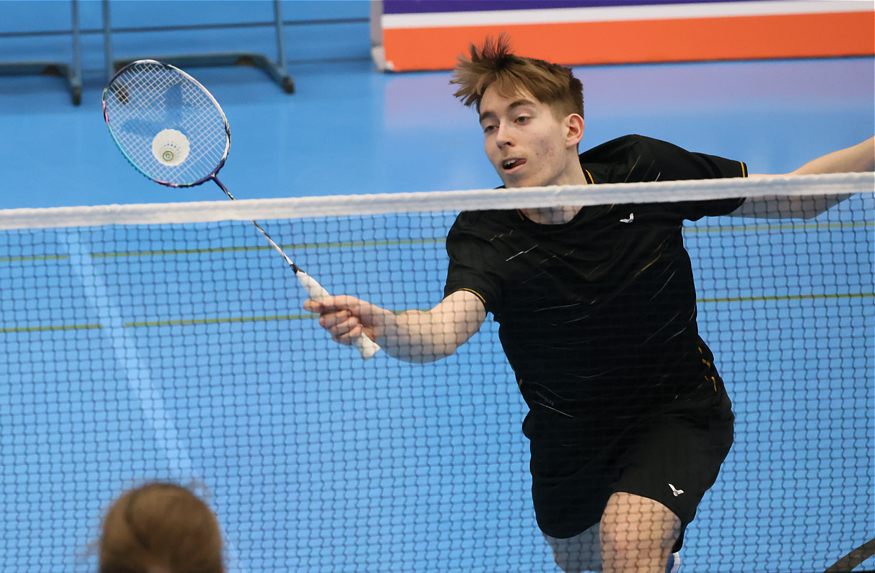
[61,231,248,573]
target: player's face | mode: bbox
[479,85,580,188]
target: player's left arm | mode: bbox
[731,136,874,219]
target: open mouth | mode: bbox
[502,158,526,171]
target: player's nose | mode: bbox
[495,123,513,148]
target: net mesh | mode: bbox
[0,175,872,572]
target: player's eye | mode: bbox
[482,124,497,134]
[515,115,530,125]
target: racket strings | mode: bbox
[105,62,229,186]
[104,61,311,291]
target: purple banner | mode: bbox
[383,0,748,15]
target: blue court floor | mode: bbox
[0,56,872,209]
[0,31,872,573]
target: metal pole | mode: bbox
[70,0,82,104]
[102,0,114,80]
[273,0,287,71]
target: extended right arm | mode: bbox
[303,289,486,363]
[730,136,873,219]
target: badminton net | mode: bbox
[0,173,871,572]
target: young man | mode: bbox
[305,37,873,573]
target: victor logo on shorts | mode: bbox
[669,483,684,497]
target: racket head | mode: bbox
[102,60,231,188]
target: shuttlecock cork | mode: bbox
[152,128,190,167]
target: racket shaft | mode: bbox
[296,271,381,359]
[212,179,379,359]
[250,219,298,271]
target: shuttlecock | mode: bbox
[152,128,190,167]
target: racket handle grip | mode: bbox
[352,331,381,360]
[296,271,381,360]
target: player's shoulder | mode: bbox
[453,209,515,226]
[579,134,680,163]
[450,209,517,237]
[580,134,707,183]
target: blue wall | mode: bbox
[0,0,371,68]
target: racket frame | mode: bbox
[101,59,380,359]
[102,59,231,189]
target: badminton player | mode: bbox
[306,37,874,573]
[98,482,224,573]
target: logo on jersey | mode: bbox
[669,483,684,497]
[619,213,635,223]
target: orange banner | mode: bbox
[382,12,875,71]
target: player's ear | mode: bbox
[564,113,584,148]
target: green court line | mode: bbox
[1,222,872,263]
[54,222,875,258]
[90,238,442,259]
[0,322,101,333]
[2,292,871,333]
[0,254,69,263]
[124,313,313,328]
[700,292,874,304]
[92,245,271,258]
[685,221,873,234]
[0,239,443,264]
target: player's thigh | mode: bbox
[530,439,617,539]
[610,400,733,551]
[544,524,602,573]
[600,491,680,548]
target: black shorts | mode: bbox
[529,384,734,551]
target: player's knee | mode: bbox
[600,520,675,570]
[602,522,674,547]
[550,547,587,573]
[546,530,602,573]
[599,525,628,564]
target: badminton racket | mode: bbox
[102,59,380,359]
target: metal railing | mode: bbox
[0,0,296,106]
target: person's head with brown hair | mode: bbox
[450,35,587,189]
[99,482,225,573]
[451,34,583,120]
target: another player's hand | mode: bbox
[304,295,388,346]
